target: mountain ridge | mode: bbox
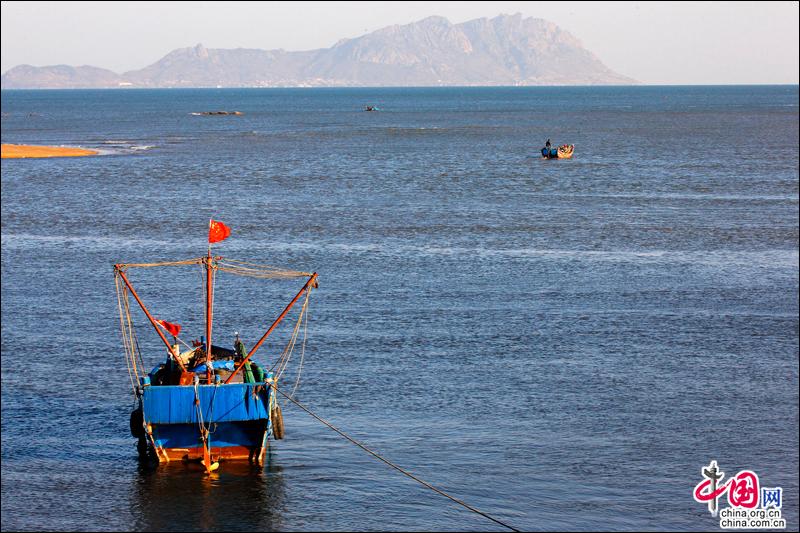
[1,14,637,88]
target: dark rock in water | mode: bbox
[192,111,244,116]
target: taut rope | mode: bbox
[270,383,521,532]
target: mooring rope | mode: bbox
[270,384,520,532]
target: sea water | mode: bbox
[1,86,798,531]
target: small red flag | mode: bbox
[157,320,181,337]
[209,219,231,244]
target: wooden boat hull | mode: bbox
[152,421,270,463]
[135,382,276,464]
[557,144,574,159]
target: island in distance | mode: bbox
[1,13,637,89]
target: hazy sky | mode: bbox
[1,1,798,84]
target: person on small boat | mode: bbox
[541,139,553,158]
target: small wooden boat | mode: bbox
[556,144,574,159]
[115,220,317,473]
[540,144,574,159]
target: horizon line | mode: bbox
[2,83,799,91]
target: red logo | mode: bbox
[693,461,760,516]
[727,471,759,508]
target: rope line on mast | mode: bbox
[275,300,304,378]
[115,273,138,394]
[117,258,204,269]
[288,292,310,399]
[219,258,311,276]
[115,271,149,394]
[124,285,147,374]
[116,257,308,277]
[217,258,311,280]
[271,383,521,533]
[270,288,312,381]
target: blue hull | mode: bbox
[136,382,275,463]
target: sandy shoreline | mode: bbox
[1,144,99,159]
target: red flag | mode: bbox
[209,219,231,244]
[157,320,181,337]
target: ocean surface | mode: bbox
[1,86,798,532]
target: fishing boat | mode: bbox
[115,220,317,474]
[540,144,574,159]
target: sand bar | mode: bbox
[1,144,99,159]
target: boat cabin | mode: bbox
[148,341,267,386]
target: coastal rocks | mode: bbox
[190,111,244,115]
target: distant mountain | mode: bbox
[2,64,124,89]
[1,14,636,89]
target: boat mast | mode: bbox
[205,247,214,383]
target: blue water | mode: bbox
[1,86,798,531]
